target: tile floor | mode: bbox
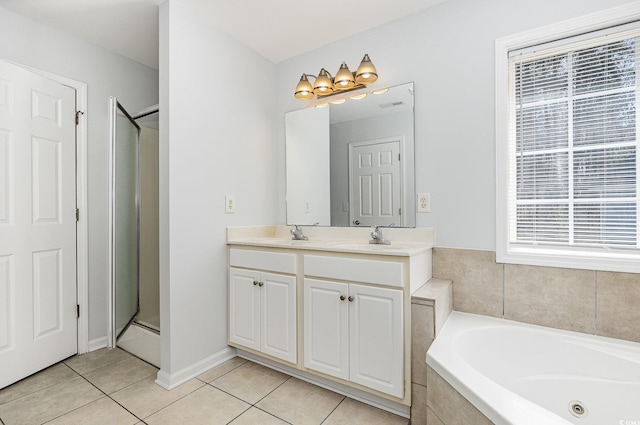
[0,348,409,425]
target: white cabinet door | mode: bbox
[304,278,349,380]
[261,272,296,363]
[229,267,261,351]
[349,284,404,398]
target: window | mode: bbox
[496,6,640,272]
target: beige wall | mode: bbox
[432,248,640,344]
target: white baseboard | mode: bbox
[238,350,410,418]
[155,347,237,390]
[88,336,108,352]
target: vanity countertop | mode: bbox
[227,226,434,257]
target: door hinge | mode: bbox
[398,153,401,160]
[76,304,80,318]
[399,208,402,215]
[75,208,79,222]
[75,110,84,125]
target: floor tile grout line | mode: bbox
[0,363,82,407]
[0,377,84,413]
[319,396,347,425]
[224,405,253,425]
[75,372,165,423]
[196,358,248,385]
[251,405,295,425]
[205,360,292,408]
[129,378,209,422]
[250,375,292,406]
[62,348,134,375]
[39,375,134,423]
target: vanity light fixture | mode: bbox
[294,54,378,100]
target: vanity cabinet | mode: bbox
[304,278,404,398]
[228,249,297,364]
[227,227,434,415]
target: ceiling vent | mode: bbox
[379,101,404,109]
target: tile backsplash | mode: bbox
[432,247,640,344]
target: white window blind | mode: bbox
[508,28,640,254]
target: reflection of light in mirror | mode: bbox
[350,93,367,100]
[372,88,389,95]
[330,98,346,105]
[315,103,329,108]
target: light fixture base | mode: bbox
[315,83,367,99]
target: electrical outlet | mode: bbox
[342,202,349,212]
[304,200,311,213]
[417,193,430,213]
[225,195,235,213]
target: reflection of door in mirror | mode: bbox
[349,138,401,227]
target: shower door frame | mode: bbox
[107,97,142,348]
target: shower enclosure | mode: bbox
[107,98,160,366]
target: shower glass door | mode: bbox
[108,97,140,347]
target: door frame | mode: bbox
[6,60,90,354]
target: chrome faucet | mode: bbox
[369,225,392,245]
[290,225,308,241]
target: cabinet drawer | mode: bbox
[304,255,403,288]
[230,248,296,274]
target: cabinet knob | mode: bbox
[253,280,259,286]
[339,295,346,301]
[348,296,354,302]
[258,281,264,287]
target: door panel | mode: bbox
[109,98,140,345]
[350,139,401,227]
[229,267,261,351]
[261,272,296,363]
[0,60,77,389]
[349,284,403,398]
[303,278,349,380]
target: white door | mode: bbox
[349,284,403,398]
[349,138,401,227]
[0,60,77,389]
[261,272,296,363]
[303,278,349,380]
[229,267,261,351]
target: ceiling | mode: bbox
[0,0,448,69]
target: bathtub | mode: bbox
[426,311,640,425]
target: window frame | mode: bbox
[495,3,640,273]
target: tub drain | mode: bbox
[569,401,588,418]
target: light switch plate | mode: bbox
[225,195,235,213]
[417,193,430,213]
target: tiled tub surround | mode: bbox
[425,247,640,425]
[432,247,640,344]
[226,225,435,418]
[426,312,640,424]
[409,279,452,425]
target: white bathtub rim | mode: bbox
[427,311,591,425]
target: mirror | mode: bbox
[285,82,415,227]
